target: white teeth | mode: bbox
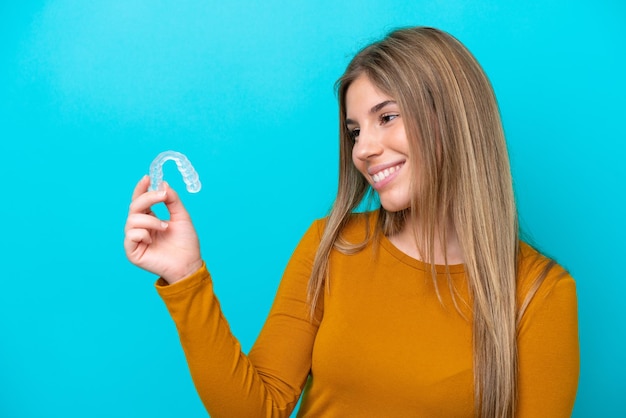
[372,164,402,183]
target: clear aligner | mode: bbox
[149,150,202,193]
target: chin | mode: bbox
[379,201,411,213]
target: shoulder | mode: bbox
[310,210,378,242]
[517,242,572,288]
[516,241,577,321]
[341,210,378,241]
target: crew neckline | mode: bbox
[378,229,466,275]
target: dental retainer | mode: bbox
[149,150,201,193]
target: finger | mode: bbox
[161,182,192,221]
[125,227,153,244]
[131,175,151,201]
[124,213,169,233]
[128,188,168,215]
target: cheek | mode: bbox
[350,147,360,170]
[351,150,368,178]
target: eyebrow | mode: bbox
[345,100,397,126]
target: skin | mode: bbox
[124,176,202,284]
[346,75,412,213]
[124,75,461,283]
[346,75,463,265]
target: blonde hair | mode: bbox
[309,27,527,417]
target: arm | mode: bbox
[156,221,322,417]
[124,176,322,416]
[517,270,580,417]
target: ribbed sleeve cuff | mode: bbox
[154,262,211,297]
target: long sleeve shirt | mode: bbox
[156,212,579,417]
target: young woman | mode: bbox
[124,27,579,417]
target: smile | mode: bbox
[371,163,404,183]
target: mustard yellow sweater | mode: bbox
[156,213,579,417]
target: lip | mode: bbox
[368,161,405,191]
[367,160,405,176]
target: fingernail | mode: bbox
[161,221,168,229]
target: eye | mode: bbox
[380,113,399,124]
[348,127,360,142]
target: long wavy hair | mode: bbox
[308,27,531,417]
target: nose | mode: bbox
[353,128,383,161]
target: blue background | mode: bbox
[1,1,624,416]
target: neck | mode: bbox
[387,215,464,265]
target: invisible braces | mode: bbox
[149,150,201,193]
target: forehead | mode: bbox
[345,75,395,114]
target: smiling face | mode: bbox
[345,75,414,213]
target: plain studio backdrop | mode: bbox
[1,1,624,416]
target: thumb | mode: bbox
[161,182,192,221]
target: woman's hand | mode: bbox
[124,175,203,284]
